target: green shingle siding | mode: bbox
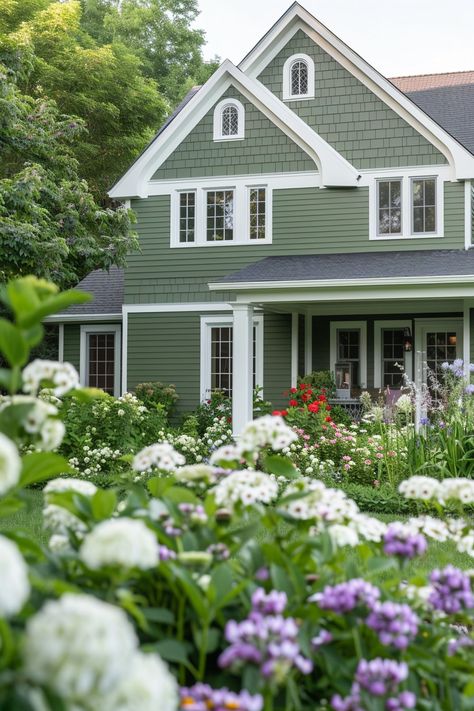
[63,325,80,371]
[257,30,446,169]
[264,313,292,406]
[152,86,316,180]
[126,181,464,304]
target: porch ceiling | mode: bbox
[259,298,467,316]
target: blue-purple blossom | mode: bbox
[332,658,415,711]
[366,602,419,649]
[429,566,474,614]
[448,635,474,656]
[419,416,430,426]
[158,545,176,561]
[465,384,474,395]
[310,578,380,613]
[383,523,427,559]
[179,683,263,711]
[441,359,465,377]
[312,629,333,648]
[218,588,313,683]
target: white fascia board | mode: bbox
[109,59,359,199]
[209,274,474,291]
[44,313,122,323]
[240,6,474,180]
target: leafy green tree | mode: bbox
[80,0,218,106]
[0,59,137,288]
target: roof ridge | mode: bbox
[390,69,474,80]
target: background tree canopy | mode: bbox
[0,0,217,288]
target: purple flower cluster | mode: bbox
[383,523,427,559]
[218,588,313,683]
[429,565,474,614]
[179,683,263,711]
[441,359,465,377]
[178,502,208,524]
[310,579,380,613]
[366,602,419,650]
[158,544,176,561]
[448,634,474,656]
[332,659,415,711]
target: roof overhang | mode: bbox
[45,313,122,324]
[239,2,474,180]
[109,59,359,199]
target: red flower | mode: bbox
[326,405,331,411]
[290,387,297,394]
[272,410,283,416]
[299,383,307,390]
[306,389,313,396]
[325,416,332,422]
[319,395,327,402]
[289,399,298,407]
[302,393,312,402]
[308,402,319,413]
[281,409,288,416]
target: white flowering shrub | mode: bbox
[5,276,474,711]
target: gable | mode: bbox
[257,29,447,170]
[152,85,317,180]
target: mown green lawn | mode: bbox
[0,490,47,544]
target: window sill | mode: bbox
[370,233,443,241]
[171,239,272,249]
[213,136,245,142]
[283,94,315,102]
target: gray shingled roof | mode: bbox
[406,84,474,155]
[212,250,474,285]
[65,267,124,315]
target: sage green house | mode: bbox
[54,3,474,432]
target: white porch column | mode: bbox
[58,324,64,362]
[304,312,313,375]
[232,303,254,435]
[291,313,299,387]
[464,300,472,377]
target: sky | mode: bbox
[195,0,474,78]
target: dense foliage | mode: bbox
[2,278,474,710]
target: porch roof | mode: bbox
[209,249,474,291]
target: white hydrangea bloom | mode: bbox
[174,464,217,483]
[0,535,30,617]
[239,415,297,452]
[399,476,441,501]
[80,518,159,570]
[408,515,450,542]
[22,360,79,397]
[281,478,359,524]
[98,652,178,711]
[0,432,21,495]
[327,524,359,548]
[132,443,185,472]
[48,534,72,554]
[24,594,138,702]
[43,478,98,536]
[44,478,97,497]
[40,418,65,451]
[212,469,279,510]
[210,444,243,464]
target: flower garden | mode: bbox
[2,278,474,710]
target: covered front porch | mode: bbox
[208,250,474,433]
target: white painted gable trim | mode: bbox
[108,59,359,199]
[240,5,474,180]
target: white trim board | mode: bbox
[329,320,367,389]
[109,59,359,199]
[199,313,264,401]
[465,180,472,250]
[240,7,474,179]
[79,324,122,398]
[373,320,413,388]
[123,302,235,315]
[147,171,321,195]
[45,313,122,323]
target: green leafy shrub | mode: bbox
[134,381,179,418]
[299,369,336,397]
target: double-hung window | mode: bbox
[377,179,402,236]
[412,177,436,234]
[172,183,270,246]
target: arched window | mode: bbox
[213,98,245,141]
[290,60,308,97]
[222,104,239,136]
[283,54,315,101]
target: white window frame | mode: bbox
[330,321,367,389]
[410,176,437,235]
[213,98,245,141]
[414,317,463,389]
[200,314,264,400]
[283,53,315,101]
[376,177,403,238]
[171,181,272,247]
[373,320,413,388]
[79,324,121,398]
[175,189,197,244]
[368,168,444,241]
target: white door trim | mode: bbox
[329,320,367,389]
[373,320,413,388]
[79,324,122,398]
[414,317,463,389]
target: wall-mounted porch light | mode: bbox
[403,327,413,352]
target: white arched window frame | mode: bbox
[213,98,245,141]
[283,53,315,101]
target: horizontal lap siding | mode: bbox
[264,313,292,407]
[127,313,201,416]
[258,29,446,169]
[127,182,464,303]
[63,325,80,371]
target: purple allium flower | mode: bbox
[218,588,312,683]
[469,363,474,373]
[366,602,419,649]
[429,566,474,614]
[158,545,176,561]
[312,629,333,648]
[383,523,427,559]
[179,683,263,711]
[310,578,380,613]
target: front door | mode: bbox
[415,319,463,388]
